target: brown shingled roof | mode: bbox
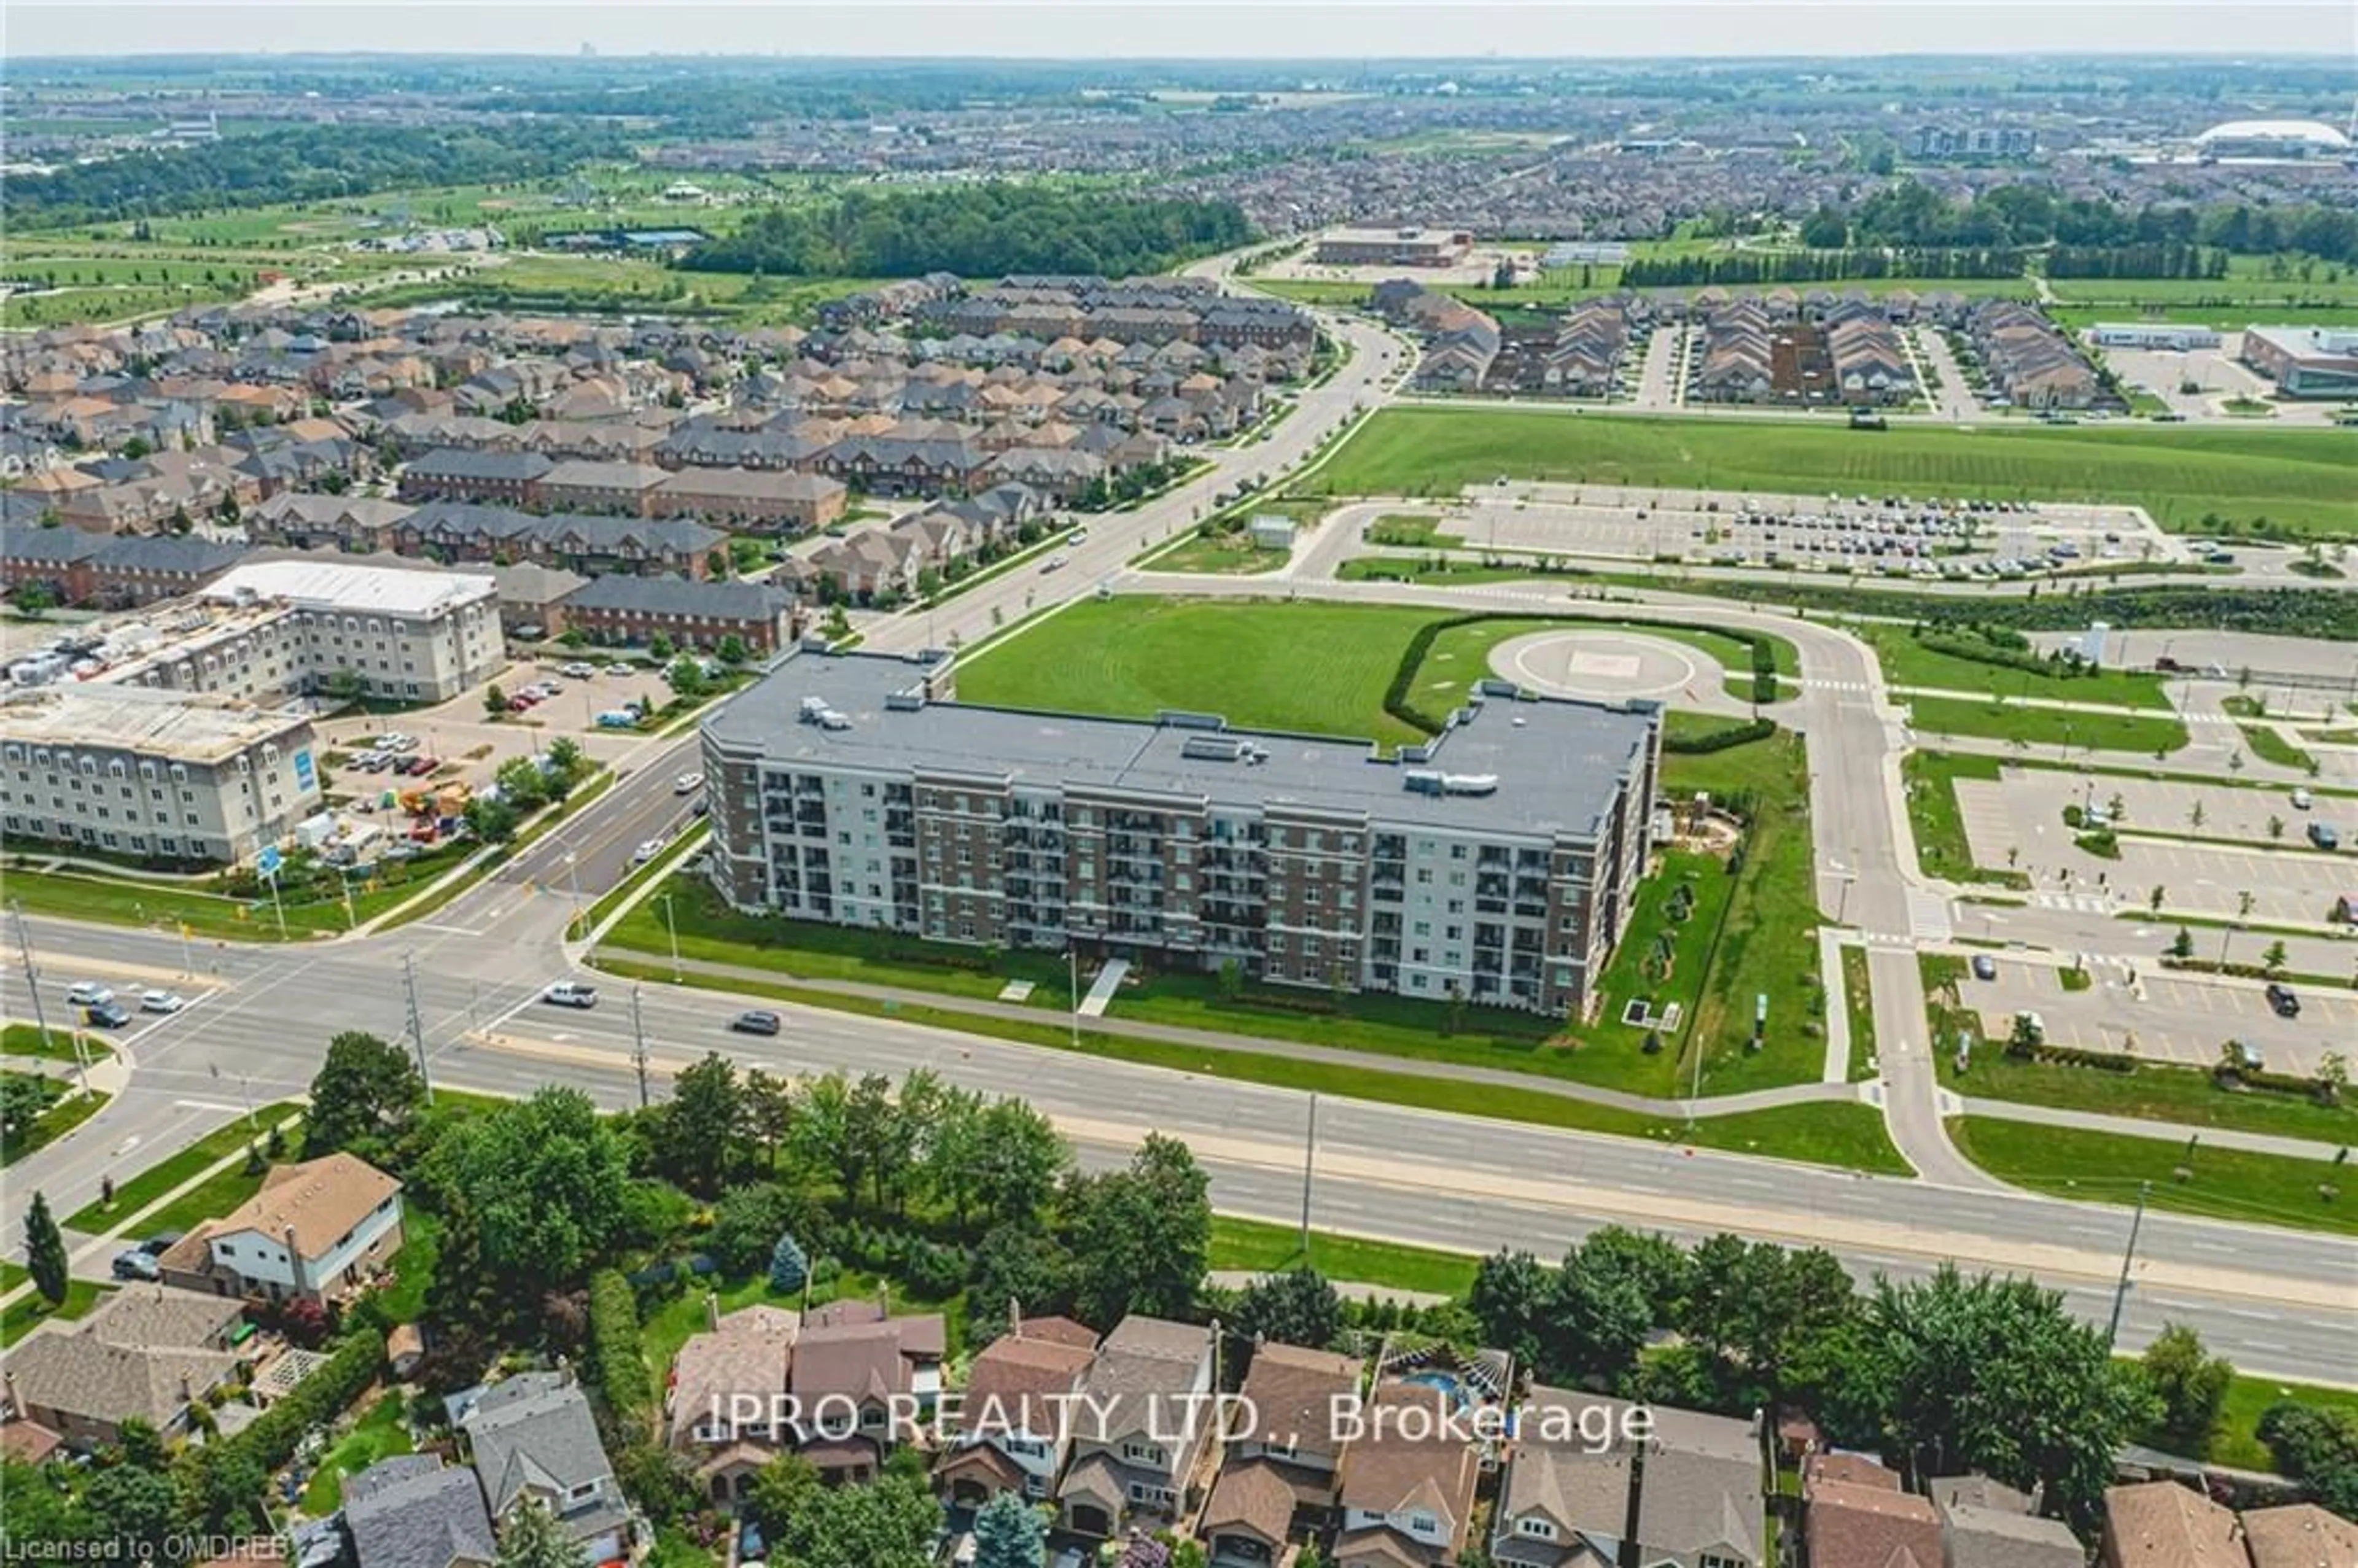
[211,1151,399,1258]
[2102,1481,2246,1568]
[1806,1480,1944,1568]
[1203,1460,1297,1547]
[2241,1502,2358,1568]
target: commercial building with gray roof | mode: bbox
[701,648,1659,1014]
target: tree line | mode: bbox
[677,184,1253,280]
[1805,180,2358,268]
[2045,243,2223,281]
[7,123,631,228]
[1622,247,2025,287]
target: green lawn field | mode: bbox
[1947,1116,2354,1236]
[1904,694,2190,754]
[1902,751,2032,886]
[1850,622,2171,708]
[1310,409,2358,540]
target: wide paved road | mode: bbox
[9,877,2352,1379]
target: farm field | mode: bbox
[354,254,884,325]
[1310,409,2358,540]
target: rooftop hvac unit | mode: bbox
[1180,734,1247,763]
[818,709,852,731]
[884,692,926,712]
[799,695,830,721]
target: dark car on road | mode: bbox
[730,1010,783,1036]
[85,1000,133,1028]
[111,1249,160,1281]
[2266,983,2301,1019]
[1970,954,1998,981]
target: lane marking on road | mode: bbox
[413,924,484,937]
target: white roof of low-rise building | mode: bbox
[2194,118,2352,150]
[204,559,495,618]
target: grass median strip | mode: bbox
[1904,751,2033,887]
[1946,1116,2356,1236]
[64,1102,303,1233]
[1209,1215,1482,1297]
[1945,1052,2357,1146]
[2,1023,115,1064]
[593,954,1910,1174]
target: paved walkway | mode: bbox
[1958,1095,2349,1161]
[1078,958,1129,1019]
[599,946,1861,1121]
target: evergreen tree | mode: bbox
[971,1491,1049,1568]
[769,1233,809,1295]
[24,1190,68,1308]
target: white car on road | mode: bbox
[139,990,187,1014]
[632,838,667,864]
[674,772,704,795]
[66,982,114,1007]
[542,981,599,1009]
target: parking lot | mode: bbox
[1448,482,2172,578]
[314,656,679,807]
[1954,770,2352,925]
[1955,957,2348,1078]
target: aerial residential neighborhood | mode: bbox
[1,17,2354,1568]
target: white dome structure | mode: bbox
[2193,119,2353,159]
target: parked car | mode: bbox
[139,990,186,1014]
[1970,954,1998,981]
[674,772,704,795]
[542,981,599,1009]
[85,1000,133,1028]
[730,1010,784,1036]
[2292,787,2313,810]
[2266,983,2302,1019]
[65,982,114,1007]
[138,1232,184,1256]
[596,710,639,729]
[2309,821,2340,851]
[111,1249,161,1282]
[562,662,598,679]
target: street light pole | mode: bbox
[2104,1180,2152,1348]
[631,983,651,1109]
[663,893,683,983]
[9,899,56,1062]
[402,951,434,1104]
[565,852,582,939]
[1068,947,1080,1049]
[1299,1092,1318,1261]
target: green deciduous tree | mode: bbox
[970,1223,1076,1343]
[302,1030,426,1164]
[2140,1323,2234,1457]
[2257,1401,2358,1519]
[496,1496,587,1568]
[658,1051,744,1197]
[422,1087,632,1288]
[1853,1265,2157,1519]
[1060,1133,1210,1329]
[771,1464,941,1568]
[1233,1268,1343,1353]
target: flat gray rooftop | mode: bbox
[706,650,1656,840]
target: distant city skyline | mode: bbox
[8,2,2352,61]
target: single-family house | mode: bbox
[161,1150,403,1305]
[343,1454,499,1568]
[2098,1481,2246,1568]
[458,1372,632,1563]
[1201,1343,1363,1564]
[1332,1379,1482,1568]
[936,1314,1100,1508]
[1057,1316,1218,1539]
[0,1286,247,1450]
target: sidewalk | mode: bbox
[599,946,1861,1122]
[1958,1095,2350,1161]
[0,1103,308,1315]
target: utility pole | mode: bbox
[631,982,651,1109]
[662,893,682,984]
[2104,1179,2151,1349]
[1068,947,1080,1049]
[402,951,434,1103]
[10,899,83,1096]
[1299,1092,1318,1261]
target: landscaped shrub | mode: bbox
[1665,718,1778,755]
[232,1326,384,1473]
[769,1233,810,1295]
[588,1269,653,1421]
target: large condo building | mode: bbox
[101,559,505,706]
[701,651,1661,1015]
[0,685,322,864]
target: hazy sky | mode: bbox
[9,2,2353,61]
